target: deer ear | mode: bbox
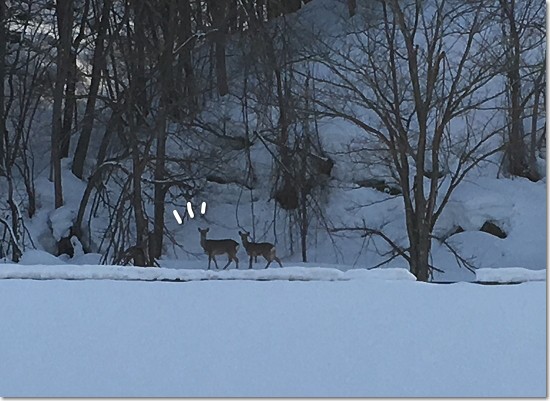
[238,231,242,235]
[206,228,209,232]
[198,228,201,232]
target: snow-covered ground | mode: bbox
[476,267,546,283]
[16,169,543,283]
[0,1,545,397]
[0,261,544,284]
[0,275,545,397]
[0,263,415,282]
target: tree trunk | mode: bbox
[273,67,297,209]
[501,0,529,178]
[95,107,122,166]
[151,0,177,260]
[348,0,356,17]
[132,141,149,267]
[214,41,228,96]
[177,0,195,109]
[51,0,73,208]
[134,1,148,119]
[300,187,307,262]
[208,0,229,96]
[6,174,21,262]
[528,69,543,181]
[0,0,4,175]
[151,117,167,259]
[409,233,431,282]
[60,49,76,158]
[151,104,168,260]
[72,0,112,179]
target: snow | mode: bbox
[165,175,545,284]
[0,1,545,396]
[430,177,546,281]
[0,263,415,282]
[70,252,103,265]
[70,236,85,258]
[48,206,76,241]
[0,278,545,397]
[19,249,67,265]
[476,267,546,283]
[6,20,542,282]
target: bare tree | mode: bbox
[233,5,335,262]
[313,0,507,280]
[0,0,5,176]
[0,0,56,260]
[71,0,206,265]
[51,0,73,208]
[150,0,178,259]
[71,0,113,179]
[496,0,545,181]
[207,0,229,96]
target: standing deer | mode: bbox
[238,230,283,269]
[198,228,239,270]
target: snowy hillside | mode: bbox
[9,159,544,282]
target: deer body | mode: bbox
[198,228,239,270]
[239,230,283,269]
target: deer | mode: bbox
[238,230,283,269]
[198,228,239,270]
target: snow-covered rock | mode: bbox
[48,206,76,241]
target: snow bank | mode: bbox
[0,279,544,397]
[0,264,415,282]
[18,250,67,265]
[7,263,546,284]
[476,267,546,283]
[48,206,76,241]
[432,178,546,281]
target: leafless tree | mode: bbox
[71,0,113,179]
[51,0,73,209]
[312,0,508,280]
[495,0,545,181]
[235,7,334,262]
[1,0,54,261]
[71,0,207,265]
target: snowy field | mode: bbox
[0,268,546,397]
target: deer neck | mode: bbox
[242,236,252,250]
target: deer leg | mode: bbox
[264,256,272,269]
[207,255,212,270]
[249,255,253,269]
[234,255,239,269]
[222,253,232,270]
[212,255,220,269]
[274,256,283,268]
